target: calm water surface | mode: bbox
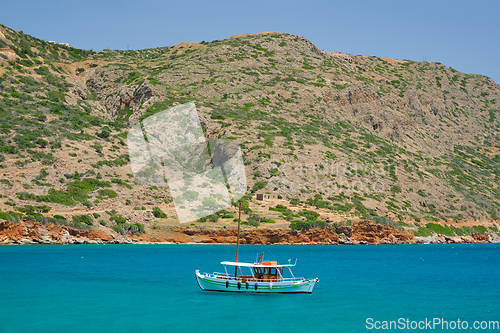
[0,244,499,332]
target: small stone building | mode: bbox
[256,193,278,201]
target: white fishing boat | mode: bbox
[195,256,319,293]
[195,203,319,293]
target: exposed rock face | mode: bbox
[1,219,496,245]
[144,220,416,244]
[86,74,157,118]
[415,233,495,244]
[0,220,414,245]
[347,220,414,244]
[471,232,489,242]
[171,227,341,245]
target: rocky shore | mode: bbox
[0,220,133,245]
[150,220,415,245]
[1,219,497,245]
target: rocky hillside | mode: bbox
[0,24,499,239]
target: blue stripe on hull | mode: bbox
[195,271,316,294]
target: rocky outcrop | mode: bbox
[168,227,341,245]
[348,220,414,244]
[0,220,132,244]
[333,220,414,244]
[415,233,494,244]
[2,219,496,245]
[471,232,490,242]
[0,219,412,245]
[143,220,416,245]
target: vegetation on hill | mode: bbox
[0,24,499,237]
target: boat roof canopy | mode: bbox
[221,261,295,268]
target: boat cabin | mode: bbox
[252,261,283,282]
[219,260,298,283]
[253,266,283,282]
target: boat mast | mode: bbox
[257,252,264,264]
[235,202,241,277]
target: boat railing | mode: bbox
[204,272,307,283]
[212,272,231,278]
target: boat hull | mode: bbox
[195,270,317,294]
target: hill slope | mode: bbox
[0,24,499,237]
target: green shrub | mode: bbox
[16,192,37,201]
[298,210,320,221]
[390,185,401,193]
[269,204,294,220]
[305,194,331,209]
[269,204,289,213]
[96,127,111,139]
[91,144,103,153]
[289,219,327,230]
[0,146,17,154]
[416,223,455,237]
[133,223,145,235]
[152,207,167,218]
[246,214,261,227]
[72,214,93,226]
[182,190,199,201]
[0,211,24,223]
[17,205,52,213]
[47,91,66,102]
[269,168,279,177]
[98,189,118,198]
[111,178,133,189]
[239,201,252,214]
[50,141,62,149]
[251,181,268,193]
[112,225,123,233]
[463,225,488,234]
[201,197,224,211]
[36,178,112,206]
[0,179,13,186]
[110,215,126,224]
[414,227,433,237]
[38,189,77,206]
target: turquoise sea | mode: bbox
[1,244,499,332]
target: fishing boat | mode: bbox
[195,204,319,293]
[195,256,319,293]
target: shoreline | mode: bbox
[1,219,498,245]
[1,239,497,245]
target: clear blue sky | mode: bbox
[2,0,499,83]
